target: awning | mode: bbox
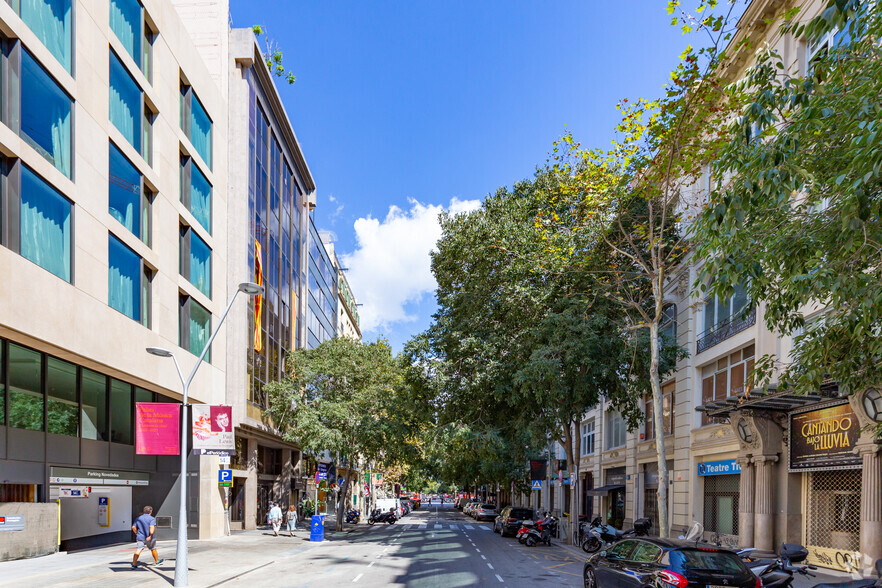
[587,484,624,497]
[696,383,837,418]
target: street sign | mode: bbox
[317,463,328,481]
[98,497,110,527]
[218,454,231,465]
[0,515,24,532]
[218,469,233,487]
[531,480,542,490]
[59,487,90,498]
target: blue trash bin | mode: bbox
[310,515,325,542]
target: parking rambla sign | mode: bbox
[697,459,741,476]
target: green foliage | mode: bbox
[252,25,296,85]
[693,0,882,406]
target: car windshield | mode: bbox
[671,549,748,574]
[481,504,496,509]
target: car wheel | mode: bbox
[584,566,597,588]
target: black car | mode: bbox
[583,537,759,588]
[494,506,534,537]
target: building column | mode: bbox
[860,445,882,576]
[754,455,777,551]
[281,449,292,508]
[737,457,755,548]
[244,437,258,530]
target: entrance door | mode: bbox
[231,478,246,522]
[609,488,626,529]
[805,470,862,572]
[257,482,273,526]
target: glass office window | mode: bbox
[8,343,43,431]
[181,297,211,361]
[47,356,76,436]
[189,163,211,233]
[189,231,211,298]
[108,234,141,321]
[21,50,72,177]
[109,143,142,238]
[134,386,152,405]
[109,52,141,152]
[109,378,132,444]
[109,0,141,67]
[80,368,107,441]
[20,166,72,282]
[19,0,72,72]
[190,94,211,167]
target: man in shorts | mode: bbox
[131,505,163,568]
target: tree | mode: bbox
[534,1,740,536]
[264,336,409,530]
[252,25,296,85]
[693,0,882,423]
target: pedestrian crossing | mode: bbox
[392,521,493,531]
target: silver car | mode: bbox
[474,504,497,521]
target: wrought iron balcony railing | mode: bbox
[696,307,757,354]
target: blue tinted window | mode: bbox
[21,50,71,177]
[109,0,141,68]
[190,163,211,233]
[108,234,140,321]
[189,231,211,298]
[109,143,141,237]
[188,299,211,361]
[190,94,212,168]
[20,0,71,72]
[20,166,71,281]
[109,52,141,152]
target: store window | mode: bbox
[607,410,626,449]
[702,474,739,537]
[645,381,675,440]
[180,83,212,168]
[179,225,211,298]
[46,356,76,436]
[701,345,755,425]
[8,343,43,431]
[581,418,595,455]
[18,165,72,282]
[21,49,72,177]
[80,368,107,441]
[180,294,211,361]
[180,156,211,233]
[15,0,72,73]
[109,378,132,444]
[109,142,150,242]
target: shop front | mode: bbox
[587,467,626,528]
[696,458,740,547]
[643,460,673,537]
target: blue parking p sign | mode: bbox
[218,469,233,487]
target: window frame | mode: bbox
[109,48,151,162]
[109,141,150,242]
[180,155,212,234]
[10,0,73,74]
[581,418,595,455]
[108,231,150,325]
[180,82,212,169]
[179,223,211,298]
[179,294,212,362]
[606,410,626,450]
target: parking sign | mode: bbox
[218,469,233,487]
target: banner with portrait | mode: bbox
[192,405,235,455]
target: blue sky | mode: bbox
[229,1,703,352]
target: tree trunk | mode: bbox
[562,420,580,544]
[336,476,350,531]
[649,316,670,538]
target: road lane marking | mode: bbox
[464,525,474,529]
[449,524,458,530]
[487,563,494,570]
[434,524,442,529]
[481,555,487,560]
[383,547,389,552]
[368,562,374,568]
[475,548,480,552]
[495,574,504,583]
[352,574,363,583]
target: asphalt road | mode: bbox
[238,502,585,588]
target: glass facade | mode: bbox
[180,296,211,361]
[20,165,72,282]
[46,356,76,436]
[80,368,107,441]
[181,157,211,234]
[109,142,142,238]
[8,343,43,431]
[108,233,141,321]
[181,85,212,168]
[21,50,72,177]
[109,377,132,444]
[109,0,144,70]
[307,220,336,348]
[245,71,302,407]
[180,226,211,298]
[18,0,72,73]
[109,51,141,152]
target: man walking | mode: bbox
[131,506,162,569]
[269,502,283,536]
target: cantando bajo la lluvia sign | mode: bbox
[789,402,862,471]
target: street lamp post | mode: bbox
[147,282,263,587]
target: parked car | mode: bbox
[583,537,760,588]
[474,504,497,522]
[465,502,479,516]
[494,506,534,537]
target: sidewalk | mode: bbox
[0,523,365,588]
[553,540,861,588]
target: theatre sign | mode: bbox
[789,402,862,472]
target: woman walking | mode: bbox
[285,504,298,536]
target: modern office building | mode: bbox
[0,0,231,549]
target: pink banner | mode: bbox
[136,402,180,455]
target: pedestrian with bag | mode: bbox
[131,506,163,569]
[269,502,283,536]
[285,504,297,536]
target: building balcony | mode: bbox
[696,307,757,354]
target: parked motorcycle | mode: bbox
[524,514,559,547]
[516,518,538,544]
[367,508,397,525]
[346,509,360,524]
[744,543,815,588]
[580,516,652,552]
[812,559,882,588]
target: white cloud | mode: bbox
[341,197,481,333]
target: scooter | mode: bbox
[524,515,559,547]
[745,544,816,588]
[581,516,652,552]
[812,560,882,588]
[580,517,605,553]
[367,508,397,525]
[516,518,538,544]
[346,509,360,524]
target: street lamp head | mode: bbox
[238,282,264,296]
[146,347,173,358]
